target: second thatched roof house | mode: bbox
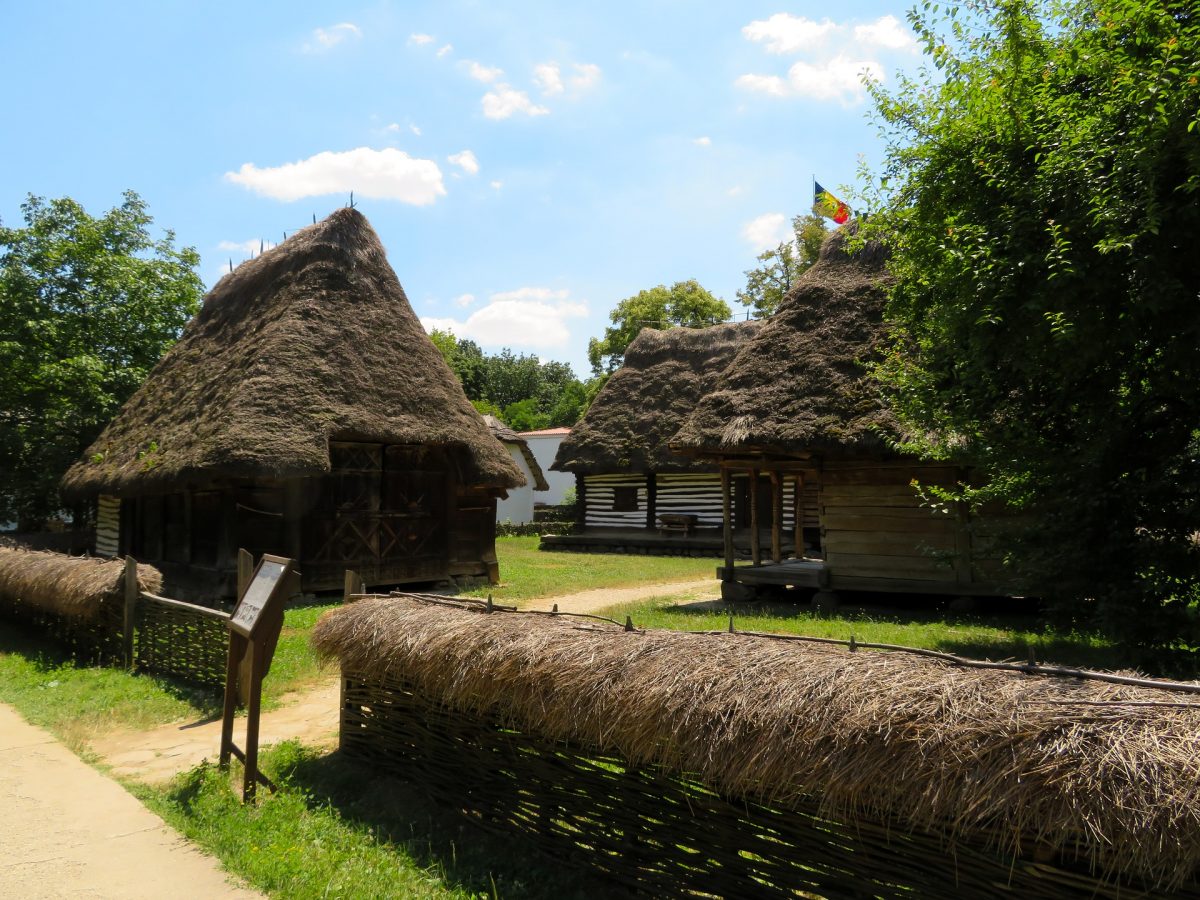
[61,208,524,600]
[547,321,772,555]
[671,227,1008,602]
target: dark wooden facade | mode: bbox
[112,441,500,600]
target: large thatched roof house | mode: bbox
[548,322,776,553]
[671,227,1006,601]
[62,208,524,599]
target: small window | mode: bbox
[612,486,639,512]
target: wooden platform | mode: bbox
[540,527,791,558]
[717,558,828,589]
[719,558,1003,596]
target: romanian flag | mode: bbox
[813,181,851,224]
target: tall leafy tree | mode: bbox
[587,279,731,375]
[737,214,828,316]
[0,192,202,529]
[868,0,1200,663]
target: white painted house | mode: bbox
[485,417,549,525]
[520,427,574,506]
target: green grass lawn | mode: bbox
[135,741,620,900]
[599,595,1123,671]
[462,536,715,605]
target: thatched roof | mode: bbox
[484,416,549,492]
[671,226,898,458]
[0,548,161,622]
[62,209,524,499]
[553,321,761,474]
[313,595,1200,892]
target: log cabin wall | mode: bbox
[581,473,648,528]
[819,461,985,593]
[96,495,120,558]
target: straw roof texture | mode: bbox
[0,548,161,622]
[484,416,549,491]
[553,321,761,473]
[62,208,523,499]
[313,596,1200,891]
[671,227,898,457]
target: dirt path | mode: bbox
[93,578,719,783]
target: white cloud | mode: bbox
[303,22,361,52]
[481,84,549,120]
[693,136,712,147]
[533,62,564,96]
[408,32,434,45]
[410,123,422,136]
[742,212,791,253]
[454,293,476,308]
[735,73,789,97]
[738,56,883,104]
[447,149,479,175]
[726,185,744,197]
[465,60,504,83]
[436,44,453,58]
[421,287,587,350]
[490,180,503,190]
[854,15,917,51]
[569,63,602,92]
[742,14,835,54]
[217,239,270,255]
[224,147,446,205]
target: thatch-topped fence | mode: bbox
[313,594,1200,899]
[0,548,229,686]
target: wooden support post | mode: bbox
[221,550,255,770]
[242,640,263,802]
[237,549,254,597]
[721,467,734,578]
[575,473,587,529]
[770,470,782,564]
[343,569,366,601]
[645,472,657,531]
[749,468,761,567]
[122,556,137,667]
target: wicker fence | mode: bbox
[339,670,1165,900]
[0,552,231,688]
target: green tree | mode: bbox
[0,192,202,529]
[867,0,1200,664]
[587,280,731,375]
[737,214,828,316]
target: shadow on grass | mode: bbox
[270,745,631,900]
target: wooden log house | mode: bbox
[61,209,525,601]
[547,322,797,554]
[670,228,1010,602]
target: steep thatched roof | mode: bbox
[62,209,523,498]
[0,548,161,622]
[553,321,761,474]
[484,416,549,492]
[671,226,897,458]
[314,595,1200,893]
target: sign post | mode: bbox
[219,552,298,801]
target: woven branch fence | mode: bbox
[0,548,230,687]
[314,594,1200,900]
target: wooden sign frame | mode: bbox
[220,550,298,802]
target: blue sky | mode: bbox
[1,1,920,378]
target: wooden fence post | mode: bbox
[343,569,366,601]
[122,556,138,667]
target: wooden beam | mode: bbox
[720,468,733,578]
[749,468,761,566]
[770,470,782,564]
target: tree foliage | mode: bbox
[430,330,594,430]
[587,279,731,375]
[737,214,828,316]
[0,192,202,529]
[868,0,1200,663]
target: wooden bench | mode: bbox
[657,514,698,537]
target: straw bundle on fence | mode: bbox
[313,596,1200,892]
[0,548,162,622]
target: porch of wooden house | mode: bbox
[539,525,816,558]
